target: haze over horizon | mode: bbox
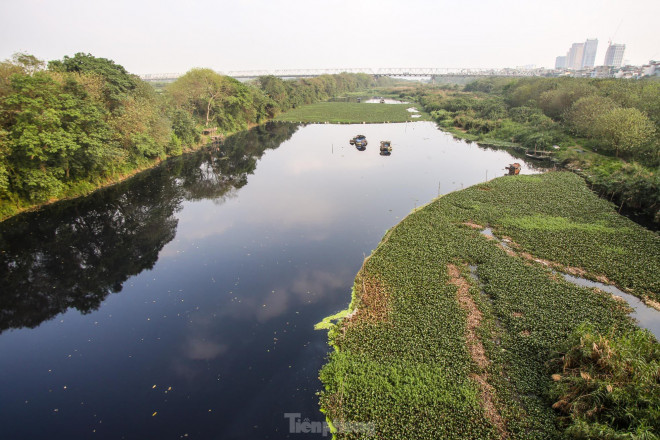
[2,0,659,75]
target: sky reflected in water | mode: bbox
[0,122,545,439]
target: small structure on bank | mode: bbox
[505,163,521,175]
[525,145,551,160]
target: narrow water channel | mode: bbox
[0,121,545,439]
[479,227,660,339]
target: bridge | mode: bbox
[139,67,548,82]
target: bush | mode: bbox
[549,324,660,439]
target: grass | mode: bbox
[274,101,430,123]
[318,172,659,439]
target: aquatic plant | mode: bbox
[318,172,658,439]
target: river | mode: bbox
[0,121,545,439]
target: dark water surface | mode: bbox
[0,122,544,439]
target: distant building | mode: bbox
[591,66,613,78]
[642,60,660,77]
[581,39,598,68]
[604,43,625,67]
[555,56,567,69]
[567,43,585,69]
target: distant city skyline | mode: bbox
[557,38,605,70]
[1,0,659,74]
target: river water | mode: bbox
[0,121,545,439]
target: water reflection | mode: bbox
[0,122,299,334]
[0,121,550,439]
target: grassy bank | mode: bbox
[318,172,659,439]
[416,78,660,224]
[432,119,659,227]
[273,101,429,123]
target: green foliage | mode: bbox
[166,69,374,131]
[509,106,548,124]
[591,107,656,158]
[464,78,514,94]
[256,73,375,115]
[548,324,660,439]
[167,132,183,156]
[577,160,660,222]
[418,77,659,221]
[564,96,618,137]
[9,52,45,75]
[48,52,139,111]
[538,81,595,120]
[319,172,657,439]
[168,107,199,148]
[167,68,238,128]
[0,53,170,212]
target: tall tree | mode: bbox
[167,68,227,127]
[592,107,656,158]
[564,95,618,137]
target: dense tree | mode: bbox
[0,53,170,212]
[537,81,595,120]
[168,107,199,150]
[48,52,139,111]
[167,68,227,127]
[592,107,656,158]
[0,72,114,201]
[564,95,619,137]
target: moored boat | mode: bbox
[380,141,392,155]
[351,135,368,148]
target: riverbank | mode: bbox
[318,172,659,439]
[435,120,659,227]
[416,78,660,225]
[0,99,425,222]
[273,101,430,123]
[0,132,222,222]
[1,53,387,223]
[1,97,420,222]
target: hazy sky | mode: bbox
[2,0,659,74]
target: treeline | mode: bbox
[418,77,660,222]
[0,53,376,219]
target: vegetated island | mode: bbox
[318,172,659,439]
[273,101,429,123]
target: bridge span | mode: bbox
[139,67,547,82]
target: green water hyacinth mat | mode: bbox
[317,172,659,439]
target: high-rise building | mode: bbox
[604,43,626,67]
[567,43,585,69]
[555,56,567,69]
[581,39,598,68]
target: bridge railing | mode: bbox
[138,67,549,81]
